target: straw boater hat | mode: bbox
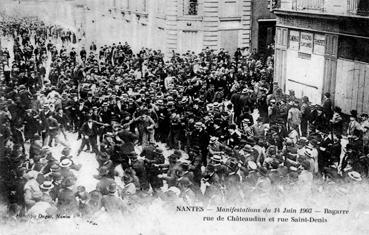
[59,159,73,168]
[40,181,54,191]
[348,171,362,182]
[211,155,222,163]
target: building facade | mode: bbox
[92,0,275,55]
[1,0,274,56]
[273,0,369,113]
[70,0,270,55]
[116,0,255,55]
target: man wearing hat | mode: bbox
[18,84,32,110]
[287,101,301,133]
[310,105,328,134]
[136,109,156,147]
[349,130,364,155]
[24,110,41,143]
[300,96,311,137]
[208,136,231,159]
[101,182,126,214]
[24,171,42,209]
[190,122,210,166]
[95,166,116,195]
[140,144,165,195]
[130,151,151,191]
[166,111,181,149]
[59,159,77,180]
[78,116,99,156]
[227,124,241,148]
[66,94,81,132]
[39,181,55,202]
[242,161,258,187]
[54,108,68,142]
[57,176,78,215]
[99,102,112,124]
[158,153,182,188]
[202,164,222,200]
[252,117,266,139]
[44,163,60,178]
[75,186,90,216]
[26,191,58,218]
[29,133,42,159]
[361,114,369,154]
[322,92,333,120]
[347,111,363,137]
[156,99,170,143]
[44,113,61,147]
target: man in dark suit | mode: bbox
[140,145,165,195]
[39,104,52,145]
[322,92,333,120]
[46,114,60,147]
[54,109,68,141]
[77,116,99,155]
[318,133,333,173]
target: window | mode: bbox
[221,30,239,55]
[179,31,201,53]
[183,0,198,15]
[220,0,239,18]
[338,36,369,63]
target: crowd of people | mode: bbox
[1,16,369,219]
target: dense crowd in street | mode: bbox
[1,16,369,219]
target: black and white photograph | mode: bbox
[0,0,369,234]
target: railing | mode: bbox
[273,0,369,17]
[294,0,324,11]
[183,0,198,16]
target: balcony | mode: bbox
[273,0,369,17]
[183,1,199,16]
